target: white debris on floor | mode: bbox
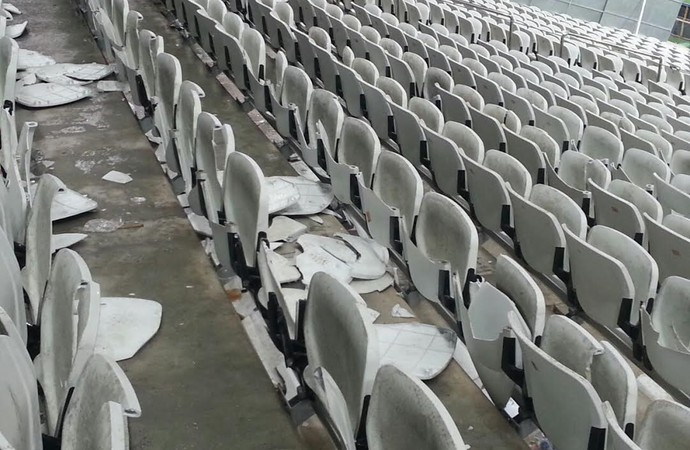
[102,170,133,184]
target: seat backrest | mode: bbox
[423,67,452,101]
[222,153,268,267]
[637,129,672,162]
[549,105,583,148]
[176,80,205,193]
[338,117,381,187]
[621,149,670,189]
[409,97,443,133]
[608,179,662,222]
[531,184,587,237]
[376,76,407,108]
[154,52,182,145]
[60,354,141,450]
[671,148,690,175]
[0,228,25,344]
[580,125,623,164]
[590,341,637,431]
[483,149,532,197]
[307,89,343,158]
[484,104,521,133]
[494,255,546,340]
[24,174,62,324]
[402,52,427,92]
[194,112,234,223]
[589,225,658,308]
[281,66,313,126]
[415,192,478,285]
[443,121,484,163]
[39,249,100,435]
[520,125,560,168]
[304,273,379,437]
[241,27,266,78]
[453,84,484,110]
[366,365,465,450]
[0,37,17,111]
[636,399,690,449]
[372,152,422,233]
[511,314,606,450]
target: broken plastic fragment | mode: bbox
[391,304,416,318]
[6,21,26,38]
[102,170,132,184]
[266,248,301,284]
[265,177,300,213]
[83,218,123,233]
[267,216,307,242]
[269,176,334,215]
[295,244,352,286]
[17,49,54,70]
[16,83,91,108]
[350,273,394,294]
[375,323,457,380]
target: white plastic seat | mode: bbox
[0,37,17,112]
[510,184,586,278]
[327,117,380,207]
[580,125,624,165]
[604,398,690,450]
[645,213,690,281]
[304,272,379,442]
[549,105,583,149]
[534,107,570,152]
[36,249,99,434]
[511,315,608,450]
[458,255,545,408]
[618,149,671,190]
[436,120,484,193]
[640,274,690,397]
[404,192,478,308]
[590,179,662,245]
[170,80,204,193]
[0,229,25,344]
[188,112,234,224]
[637,129,672,162]
[620,129,659,159]
[504,127,545,184]
[547,150,610,217]
[195,0,226,54]
[153,53,182,159]
[22,174,64,324]
[60,354,141,450]
[361,152,422,253]
[466,150,532,233]
[213,14,248,77]
[366,365,466,450]
[220,153,268,269]
[391,96,442,173]
[520,124,560,169]
[483,104,521,133]
[655,173,690,217]
[274,66,313,143]
[671,150,690,176]
[0,329,41,450]
[266,5,297,61]
[422,67,452,103]
[565,225,658,343]
[516,87,547,111]
[301,89,343,170]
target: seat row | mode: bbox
[155,0,690,448]
[165,0,690,405]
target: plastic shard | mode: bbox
[265,176,300,213]
[94,297,162,361]
[16,82,91,108]
[266,248,301,284]
[350,273,394,294]
[17,49,55,69]
[269,176,334,215]
[102,170,132,184]
[267,216,308,242]
[375,323,457,380]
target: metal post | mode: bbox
[634,0,648,35]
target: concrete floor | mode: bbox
[14,0,303,448]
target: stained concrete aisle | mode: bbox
[13,0,303,448]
